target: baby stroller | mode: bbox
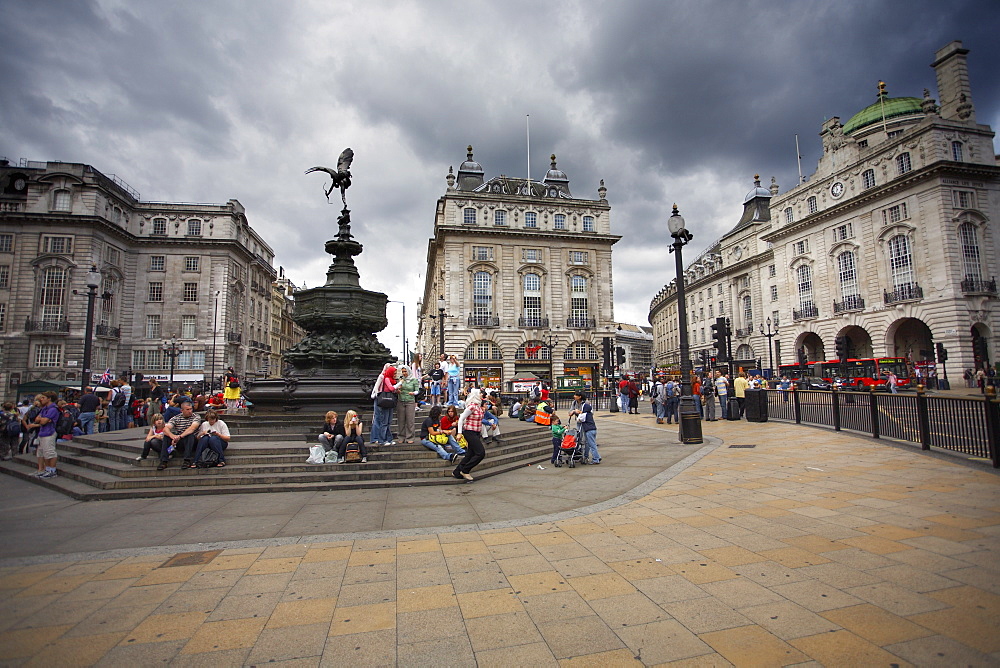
[556,416,585,468]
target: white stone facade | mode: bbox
[417,149,620,390]
[649,41,999,380]
[0,160,278,399]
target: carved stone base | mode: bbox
[247,371,380,414]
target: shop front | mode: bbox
[513,363,551,387]
[563,364,597,389]
[464,365,502,390]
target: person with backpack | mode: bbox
[108,380,128,431]
[20,398,42,454]
[651,376,667,424]
[0,402,20,460]
[701,374,717,421]
[32,392,61,478]
[664,378,681,424]
[223,367,241,412]
[193,410,231,468]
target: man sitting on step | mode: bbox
[158,401,201,471]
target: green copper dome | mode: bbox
[843,96,923,135]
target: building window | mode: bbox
[112,207,122,224]
[42,236,73,254]
[770,285,778,301]
[523,273,540,292]
[0,266,8,289]
[571,276,588,323]
[177,350,206,370]
[837,250,859,301]
[473,246,493,262]
[145,314,161,339]
[184,257,200,272]
[954,190,974,209]
[959,223,982,280]
[103,246,121,266]
[525,211,537,228]
[858,139,868,149]
[465,340,502,361]
[784,207,793,224]
[887,130,904,139]
[896,152,911,175]
[554,214,566,230]
[187,219,202,236]
[862,169,876,189]
[473,271,492,316]
[39,266,66,323]
[183,282,199,302]
[882,202,908,225]
[797,265,814,310]
[718,300,724,314]
[53,190,71,211]
[807,196,818,214]
[34,344,62,368]
[833,223,853,241]
[582,216,595,232]
[523,248,541,262]
[148,282,163,302]
[463,208,477,225]
[152,218,167,235]
[952,141,964,162]
[772,311,780,327]
[0,303,5,331]
[570,251,588,265]
[742,295,752,327]
[566,341,599,360]
[149,256,165,271]
[99,276,116,327]
[707,287,712,298]
[768,265,776,278]
[494,210,507,226]
[0,234,11,253]
[887,234,914,289]
[132,349,165,370]
[708,304,714,317]
[181,315,198,339]
[793,239,809,255]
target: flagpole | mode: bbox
[526,114,531,192]
[878,80,889,136]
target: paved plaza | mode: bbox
[1,411,999,666]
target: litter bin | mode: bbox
[744,389,768,423]
[727,396,740,421]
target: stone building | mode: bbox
[0,159,277,400]
[649,41,999,378]
[416,147,620,390]
[615,323,654,379]
[268,266,306,379]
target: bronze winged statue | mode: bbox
[306,148,354,206]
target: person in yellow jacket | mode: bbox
[733,372,749,419]
[223,367,241,412]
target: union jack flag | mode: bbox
[99,369,112,386]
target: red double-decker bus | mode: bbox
[818,357,913,390]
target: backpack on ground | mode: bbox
[197,447,220,467]
[344,441,362,463]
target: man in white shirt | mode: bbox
[714,371,729,419]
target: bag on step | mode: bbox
[197,447,220,468]
[344,441,362,463]
[306,444,326,464]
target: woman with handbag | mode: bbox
[223,367,241,413]
[369,363,398,447]
[419,405,464,462]
[454,388,486,482]
[395,366,421,443]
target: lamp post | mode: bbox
[389,300,407,365]
[437,295,446,357]
[668,204,703,444]
[161,336,184,392]
[79,265,101,395]
[759,318,778,379]
[211,290,221,394]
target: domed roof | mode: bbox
[458,145,483,174]
[543,154,568,182]
[843,95,923,135]
[743,175,771,203]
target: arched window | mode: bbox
[797,265,814,310]
[569,276,588,327]
[99,275,117,327]
[959,223,981,280]
[887,234,914,288]
[465,340,502,360]
[522,273,542,327]
[40,266,67,324]
[565,341,599,360]
[524,211,537,228]
[952,141,964,162]
[862,169,876,189]
[463,208,477,225]
[837,251,859,299]
[582,216,595,232]
[736,344,754,359]
[473,271,492,316]
[807,196,818,214]
[742,295,753,329]
[896,152,911,175]
[53,190,71,211]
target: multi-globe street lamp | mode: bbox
[161,336,184,392]
[78,265,102,395]
[668,205,703,444]
[759,318,779,379]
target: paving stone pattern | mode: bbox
[1,416,999,666]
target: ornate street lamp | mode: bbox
[759,318,779,379]
[161,336,184,392]
[668,205,703,444]
[437,295,446,357]
[79,265,101,394]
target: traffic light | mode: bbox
[616,346,626,366]
[711,318,726,360]
[936,342,948,363]
[798,348,808,367]
[602,337,612,370]
[835,336,849,364]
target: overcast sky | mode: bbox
[3,0,999,359]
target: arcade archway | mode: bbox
[835,325,874,359]
[888,318,934,361]
[795,332,826,362]
[972,323,991,370]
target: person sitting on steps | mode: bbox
[318,411,345,453]
[193,410,231,467]
[158,401,201,470]
[137,414,166,462]
[420,405,464,463]
[336,409,368,463]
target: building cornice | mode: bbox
[431,224,621,246]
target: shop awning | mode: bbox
[17,380,71,394]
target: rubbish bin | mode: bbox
[727,396,740,421]
[744,389,768,423]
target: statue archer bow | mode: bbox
[305,148,354,206]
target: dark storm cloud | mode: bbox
[2,0,999,339]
